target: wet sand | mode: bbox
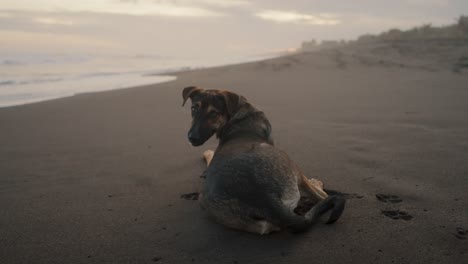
[1,48,467,263]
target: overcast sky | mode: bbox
[1,0,467,58]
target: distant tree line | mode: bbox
[358,15,468,42]
[300,16,468,51]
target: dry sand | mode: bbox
[1,45,467,263]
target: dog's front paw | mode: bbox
[203,149,214,158]
[203,150,214,166]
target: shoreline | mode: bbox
[0,53,282,109]
[0,74,177,109]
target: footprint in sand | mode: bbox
[376,194,403,203]
[381,210,413,221]
[454,227,467,240]
[180,192,199,200]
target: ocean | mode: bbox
[0,52,273,108]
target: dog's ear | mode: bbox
[182,86,203,106]
[222,91,246,117]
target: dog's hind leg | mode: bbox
[200,197,281,235]
[273,195,346,232]
[203,150,215,167]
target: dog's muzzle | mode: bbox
[188,131,203,146]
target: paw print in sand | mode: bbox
[180,192,199,200]
[381,210,413,221]
[454,227,467,240]
[376,194,402,203]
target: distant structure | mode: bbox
[300,39,318,51]
[300,39,348,52]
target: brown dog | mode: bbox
[182,86,345,234]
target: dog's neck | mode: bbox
[217,103,273,146]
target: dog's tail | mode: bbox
[276,195,345,233]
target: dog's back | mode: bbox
[203,139,299,209]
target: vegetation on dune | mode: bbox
[299,16,468,72]
[301,16,468,50]
[359,15,468,42]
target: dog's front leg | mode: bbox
[203,150,215,167]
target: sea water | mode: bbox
[0,52,272,108]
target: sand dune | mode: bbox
[0,42,467,263]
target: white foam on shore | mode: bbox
[0,73,176,108]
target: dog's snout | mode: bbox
[188,131,199,142]
[188,129,205,146]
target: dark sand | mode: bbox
[1,47,467,263]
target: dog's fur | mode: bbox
[182,86,345,234]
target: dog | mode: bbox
[182,86,345,234]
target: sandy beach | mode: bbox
[1,46,467,263]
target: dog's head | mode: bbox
[182,86,245,146]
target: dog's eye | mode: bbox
[191,106,196,112]
[209,111,219,118]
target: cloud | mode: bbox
[107,3,223,17]
[0,12,12,18]
[0,30,123,53]
[34,17,75,26]
[406,0,449,6]
[0,0,226,17]
[255,10,340,25]
[187,0,251,8]
[118,0,250,7]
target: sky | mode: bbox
[1,0,467,58]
